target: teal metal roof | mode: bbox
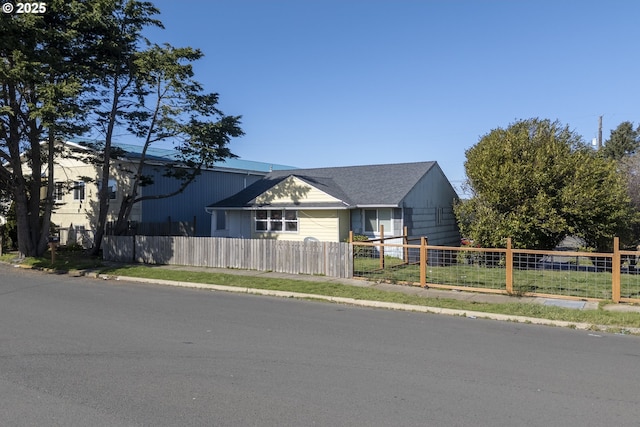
[68,139,295,173]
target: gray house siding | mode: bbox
[401,164,460,246]
[139,166,266,236]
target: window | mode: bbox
[73,181,85,201]
[284,210,298,231]
[98,179,117,199]
[255,210,298,232]
[216,211,226,231]
[364,210,377,233]
[54,182,64,201]
[364,209,392,233]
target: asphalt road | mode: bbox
[1,264,640,426]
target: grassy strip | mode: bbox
[1,249,104,270]
[100,264,640,330]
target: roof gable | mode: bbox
[255,176,342,206]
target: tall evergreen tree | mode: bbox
[601,121,640,161]
[1,0,243,256]
[0,1,100,257]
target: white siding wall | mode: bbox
[47,149,141,243]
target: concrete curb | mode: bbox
[107,274,640,335]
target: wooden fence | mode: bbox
[106,219,195,237]
[352,235,640,304]
[103,235,352,278]
[103,233,640,304]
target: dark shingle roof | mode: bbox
[208,161,437,209]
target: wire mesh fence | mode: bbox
[620,250,640,301]
[426,248,507,291]
[511,251,613,300]
[352,243,422,284]
[352,237,640,303]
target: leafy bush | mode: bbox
[351,234,370,258]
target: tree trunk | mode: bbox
[90,80,122,256]
[37,134,57,255]
[113,195,134,236]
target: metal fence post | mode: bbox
[612,237,621,303]
[403,226,408,263]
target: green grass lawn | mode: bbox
[354,256,640,300]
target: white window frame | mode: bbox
[364,208,393,234]
[73,181,85,201]
[54,182,64,201]
[255,209,298,233]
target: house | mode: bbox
[205,161,460,246]
[46,140,293,245]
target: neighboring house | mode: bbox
[45,140,292,245]
[113,143,293,236]
[206,161,460,246]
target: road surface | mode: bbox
[1,264,639,426]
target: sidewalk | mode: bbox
[109,263,628,312]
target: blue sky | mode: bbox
[141,1,640,194]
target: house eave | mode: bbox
[206,205,350,213]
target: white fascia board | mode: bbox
[209,206,350,211]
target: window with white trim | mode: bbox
[73,181,85,201]
[364,209,392,233]
[255,210,298,232]
[54,182,64,201]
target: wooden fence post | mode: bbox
[349,230,353,243]
[612,236,621,303]
[420,236,426,287]
[505,237,513,294]
[379,224,385,270]
[403,226,408,263]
